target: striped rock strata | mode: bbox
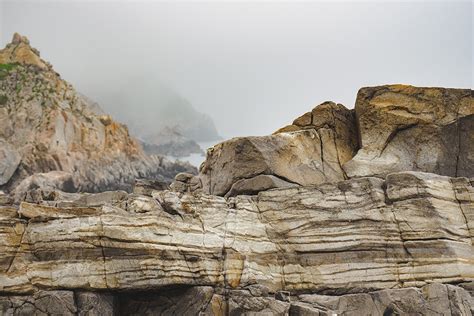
[1,171,473,314]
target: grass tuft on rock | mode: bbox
[0,63,18,80]
[0,95,8,105]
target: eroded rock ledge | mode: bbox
[1,171,473,314]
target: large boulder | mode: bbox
[195,101,358,196]
[343,84,473,178]
[199,130,338,196]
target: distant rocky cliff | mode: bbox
[0,33,473,316]
[141,126,204,157]
[0,33,196,200]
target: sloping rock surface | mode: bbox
[0,33,195,199]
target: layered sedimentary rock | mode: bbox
[0,34,195,200]
[1,172,472,312]
[344,84,473,178]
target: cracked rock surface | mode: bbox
[1,172,473,314]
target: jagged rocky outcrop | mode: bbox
[0,33,196,200]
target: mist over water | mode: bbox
[1,0,472,141]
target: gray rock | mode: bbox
[133,178,169,196]
[76,292,115,316]
[0,190,12,205]
[289,302,325,316]
[13,171,76,202]
[118,286,214,315]
[175,172,195,182]
[141,126,204,157]
[227,290,290,315]
[170,172,203,193]
[296,283,474,316]
[2,171,472,295]
[0,291,77,316]
[225,174,298,197]
[0,140,20,186]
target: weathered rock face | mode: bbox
[1,172,472,308]
[275,100,359,167]
[344,85,474,178]
[193,102,358,196]
[0,33,196,199]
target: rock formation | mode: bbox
[1,171,473,314]
[141,126,204,157]
[344,85,473,178]
[0,33,473,315]
[0,33,195,200]
[181,101,359,197]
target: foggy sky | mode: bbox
[1,0,472,138]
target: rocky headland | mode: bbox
[0,33,196,202]
[0,34,473,315]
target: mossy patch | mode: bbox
[0,95,8,105]
[0,63,18,80]
[0,63,18,71]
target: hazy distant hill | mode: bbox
[141,126,204,158]
[102,78,221,143]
